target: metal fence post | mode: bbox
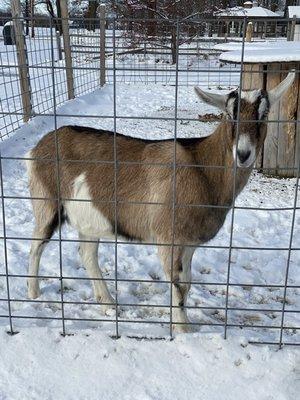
[60,0,75,99]
[11,0,32,122]
[100,3,106,87]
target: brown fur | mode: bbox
[26,100,268,331]
[28,110,266,245]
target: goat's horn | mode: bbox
[268,70,296,107]
[194,87,228,111]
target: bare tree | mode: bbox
[85,0,99,31]
[24,0,30,35]
[42,0,63,34]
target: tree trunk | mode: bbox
[45,0,61,35]
[171,28,177,64]
[147,0,157,37]
[56,0,63,35]
[86,1,99,31]
[24,0,29,36]
[30,0,35,38]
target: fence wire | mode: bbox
[0,14,299,347]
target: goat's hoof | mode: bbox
[97,296,116,315]
[27,285,41,299]
[172,322,195,334]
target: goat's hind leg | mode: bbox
[28,214,57,299]
[78,233,115,314]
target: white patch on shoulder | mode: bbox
[241,89,261,104]
[65,173,113,238]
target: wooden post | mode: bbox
[11,0,32,122]
[261,63,299,178]
[56,30,63,61]
[263,21,267,39]
[242,64,263,91]
[290,15,296,41]
[99,3,106,87]
[224,21,229,42]
[294,68,300,174]
[60,0,74,99]
[246,22,253,42]
[171,27,177,65]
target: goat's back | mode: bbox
[27,126,209,242]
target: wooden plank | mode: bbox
[99,3,106,87]
[277,63,298,177]
[242,64,263,91]
[60,0,74,99]
[263,63,281,175]
[11,0,32,122]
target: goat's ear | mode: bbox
[194,87,228,111]
[268,71,296,107]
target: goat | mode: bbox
[26,71,295,333]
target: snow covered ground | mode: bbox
[0,327,299,400]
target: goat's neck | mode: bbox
[194,120,252,206]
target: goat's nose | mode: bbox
[237,149,251,164]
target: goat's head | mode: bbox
[194,71,295,168]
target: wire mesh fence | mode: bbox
[0,11,299,348]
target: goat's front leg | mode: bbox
[158,245,194,333]
[78,233,115,314]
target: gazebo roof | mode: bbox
[215,6,280,18]
[218,41,300,64]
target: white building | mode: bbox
[288,6,300,41]
[214,1,281,38]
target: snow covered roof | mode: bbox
[215,6,280,18]
[288,6,300,18]
[219,41,300,63]
[214,40,285,53]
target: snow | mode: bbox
[288,6,300,19]
[0,328,299,400]
[219,41,300,63]
[214,39,289,53]
[215,6,280,18]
